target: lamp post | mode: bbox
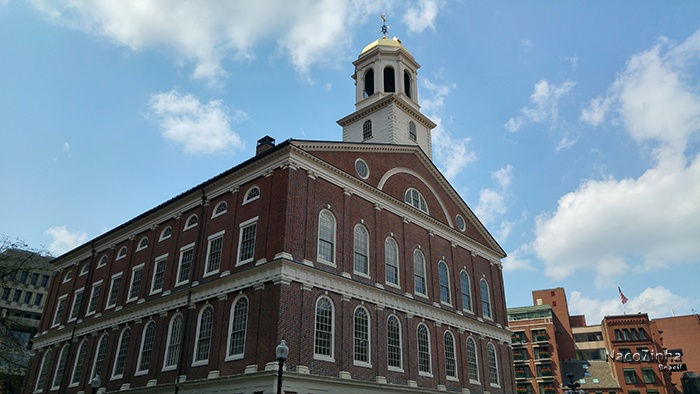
[275,339,289,394]
[564,372,584,394]
[89,374,101,394]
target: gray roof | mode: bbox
[560,360,621,390]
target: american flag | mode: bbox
[618,287,629,305]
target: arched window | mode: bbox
[116,246,127,260]
[314,297,334,359]
[364,68,375,97]
[35,350,52,392]
[112,327,130,379]
[353,224,369,275]
[159,226,172,241]
[137,237,148,251]
[317,210,336,264]
[438,261,451,304]
[164,314,183,370]
[409,121,417,141]
[184,214,198,230]
[227,296,249,360]
[385,237,399,286]
[387,315,402,370]
[353,306,370,365]
[384,66,395,92]
[488,343,499,386]
[444,331,457,379]
[90,333,109,382]
[213,201,228,217]
[467,336,480,383]
[362,119,372,140]
[460,271,472,312]
[97,255,108,268]
[413,249,427,296]
[51,344,69,390]
[480,278,492,319]
[244,186,260,203]
[194,306,214,364]
[80,263,90,276]
[404,70,412,98]
[70,339,88,387]
[137,321,156,373]
[62,271,72,283]
[417,323,431,375]
[404,188,428,213]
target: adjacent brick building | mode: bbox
[25,33,513,394]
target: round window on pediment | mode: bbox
[355,158,369,179]
[456,214,466,232]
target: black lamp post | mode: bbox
[89,374,101,394]
[564,372,583,394]
[275,339,289,394]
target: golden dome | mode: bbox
[360,36,410,55]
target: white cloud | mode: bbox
[535,29,700,285]
[44,226,88,256]
[403,0,441,34]
[492,164,513,189]
[505,79,576,132]
[475,165,513,226]
[568,286,694,324]
[62,142,70,152]
[503,244,534,272]
[148,89,245,155]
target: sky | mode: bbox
[1,0,699,325]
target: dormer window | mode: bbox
[244,186,260,204]
[362,120,373,140]
[184,214,198,230]
[405,188,428,213]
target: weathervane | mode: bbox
[380,14,389,37]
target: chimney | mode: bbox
[256,136,276,156]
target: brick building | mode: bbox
[25,33,513,394]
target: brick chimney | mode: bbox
[256,136,276,155]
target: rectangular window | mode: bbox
[12,290,21,303]
[68,289,84,321]
[30,273,39,286]
[623,368,637,384]
[205,232,224,275]
[106,273,123,309]
[642,368,656,383]
[150,254,167,294]
[86,281,102,315]
[127,264,144,302]
[34,293,43,307]
[176,244,195,286]
[24,291,33,304]
[1,288,9,301]
[41,275,49,287]
[237,218,258,265]
[52,295,67,327]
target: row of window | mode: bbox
[623,367,657,384]
[4,271,50,287]
[0,287,44,306]
[359,118,417,143]
[614,327,647,341]
[362,67,413,98]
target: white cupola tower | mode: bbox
[337,17,436,159]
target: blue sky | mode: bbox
[1,1,699,324]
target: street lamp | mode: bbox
[275,339,289,394]
[564,372,583,394]
[89,374,101,394]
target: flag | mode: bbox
[618,287,629,305]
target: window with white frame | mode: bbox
[385,237,399,286]
[317,210,336,264]
[314,296,334,360]
[79,263,90,276]
[116,246,128,260]
[362,119,372,140]
[417,323,432,375]
[467,336,480,383]
[194,305,214,364]
[236,218,257,265]
[137,321,156,374]
[137,237,148,251]
[409,121,417,141]
[205,231,224,275]
[112,327,131,379]
[413,249,427,296]
[164,314,183,370]
[480,278,492,319]
[353,224,370,276]
[404,188,428,213]
[127,264,144,302]
[150,255,167,294]
[212,201,227,217]
[62,271,72,283]
[69,339,88,387]
[159,226,172,241]
[243,186,260,204]
[176,244,195,286]
[227,296,249,360]
[184,214,198,230]
[86,281,102,316]
[106,273,122,309]
[68,288,84,321]
[35,350,52,393]
[438,261,451,305]
[387,315,402,370]
[353,306,370,365]
[460,271,472,312]
[488,343,499,386]
[97,255,108,268]
[445,331,457,379]
[51,344,69,390]
[90,333,109,380]
[52,295,67,327]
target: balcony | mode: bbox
[536,351,550,360]
[513,353,529,363]
[514,369,531,380]
[537,368,553,379]
[534,334,548,343]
